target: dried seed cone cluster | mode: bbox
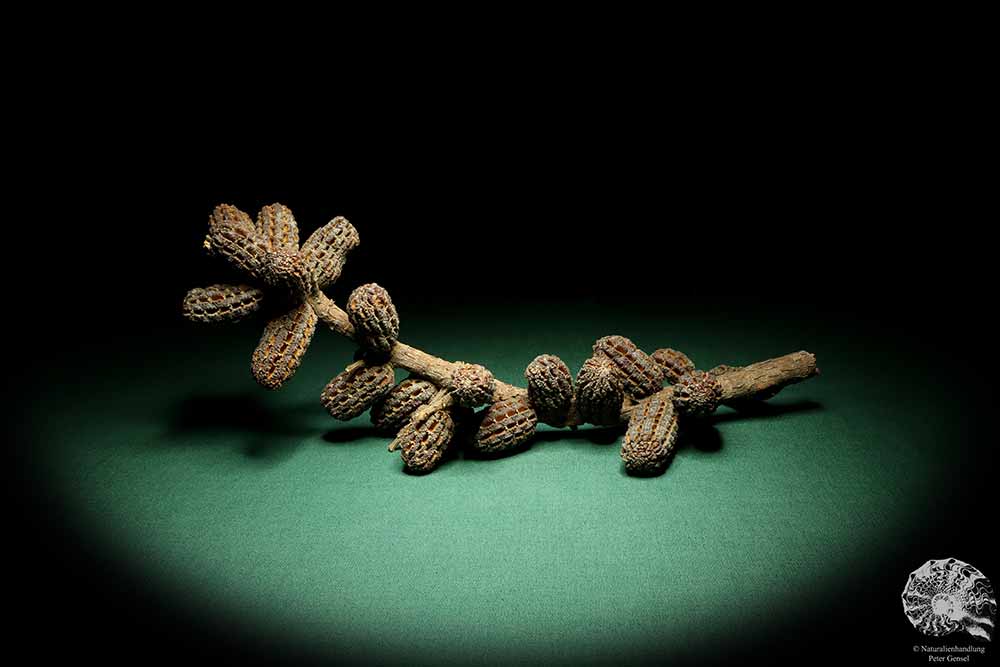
[450,363,496,408]
[673,370,723,417]
[525,355,574,426]
[621,390,680,475]
[575,356,624,426]
[185,203,359,390]
[321,360,395,420]
[652,348,695,384]
[398,409,457,474]
[347,283,399,355]
[593,335,663,398]
[370,378,438,434]
[471,395,538,454]
[182,203,820,478]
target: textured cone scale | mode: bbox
[347,283,400,355]
[652,348,696,385]
[471,395,538,454]
[524,354,574,426]
[209,204,254,231]
[256,203,299,252]
[205,222,271,282]
[673,370,723,417]
[575,356,624,426]
[299,217,360,289]
[621,391,680,475]
[182,284,264,323]
[593,335,663,398]
[370,377,439,434]
[321,359,395,420]
[251,302,318,389]
[399,409,456,473]
[450,363,496,408]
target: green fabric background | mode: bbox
[29,305,963,664]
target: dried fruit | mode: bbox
[673,370,723,417]
[256,203,299,251]
[450,363,496,408]
[370,377,438,434]
[621,390,680,475]
[321,359,395,420]
[593,335,663,398]
[398,409,457,474]
[471,395,538,453]
[182,284,264,323]
[187,204,364,391]
[652,348,695,384]
[205,218,270,281]
[299,216,360,289]
[251,302,318,390]
[209,203,254,231]
[347,283,399,355]
[575,356,624,426]
[524,354,574,426]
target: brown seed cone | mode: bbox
[621,390,680,475]
[471,395,538,454]
[450,363,496,408]
[256,203,299,251]
[673,370,723,417]
[347,283,400,355]
[321,359,395,420]
[209,204,254,231]
[652,348,696,384]
[593,335,663,398]
[205,220,270,282]
[524,354,573,426]
[299,216,360,289]
[251,302,318,390]
[182,284,264,323]
[370,377,439,434]
[398,409,456,474]
[575,356,625,426]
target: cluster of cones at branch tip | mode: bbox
[183,204,820,475]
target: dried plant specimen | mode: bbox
[370,377,439,434]
[398,409,457,474]
[524,355,574,426]
[593,335,663,398]
[450,363,496,408]
[299,216,359,290]
[256,203,299,251]
[471,395,538,454]
[183,202,822,476]
[182,284,264,323]
[672,371,723,417]
[347,283,400,355]
[621,390,680,475]
[321,359,395,420]
[575,356,625,426]
[184,204,359,390]
[652,348,695,385]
